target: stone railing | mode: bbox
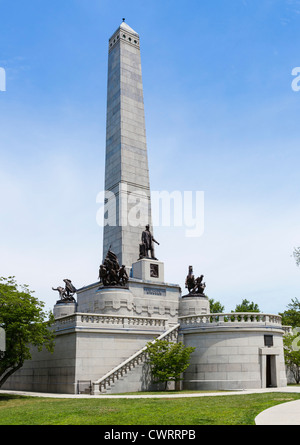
[179,313,283,329]
[92,323,180,394]
[55,313,169,333]
[282,325,293,335]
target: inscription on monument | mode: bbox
[144,287,166,296]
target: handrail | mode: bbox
[92,323,180,393]
[55,313,169,330]
[179,312,282,326]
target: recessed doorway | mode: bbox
[266,355,276,388]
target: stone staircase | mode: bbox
[92,324,180,395]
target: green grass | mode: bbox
[1,392,300,425]
[112,389,225,395]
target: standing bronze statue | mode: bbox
[139,225,160,260]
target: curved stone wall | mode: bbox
[76,284,134,315]
[180,313,287,390]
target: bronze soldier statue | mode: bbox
[99,249,129,287]
[119,265,129,286]
[52,279,77,303]
[99,264,108,286]
[185,266,195,293]
[191,275,206,295]
[184,266,207,297]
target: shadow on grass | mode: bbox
[0,394,27,402]
[0,394,23,403]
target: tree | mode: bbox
[0,277,55,388]
[146,339,195,390]
[293,247,300,267]
[234,299,260,313]
[283,332,300,384]
[279,298,300,328]
[209,298,224,314]
[280,299,300,385]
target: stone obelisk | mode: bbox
[103,21,152,268]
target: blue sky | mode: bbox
[0,0,300,314]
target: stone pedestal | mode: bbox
[128,259,180,324]
[76,272,180,324]
[179,295,210,317]
[76,284,134,315]
[132,258,164,283]
[53,302,77,319]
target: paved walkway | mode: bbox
[255,398,300,425]
[1,387,300,424]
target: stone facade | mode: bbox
[75,259,181,326]
[180,314,287,390]
[3,297,287,394]
[3,313,168,394]
[103,22,152,268]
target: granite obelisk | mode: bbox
[103,21,152,268]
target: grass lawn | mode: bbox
[1,392,300,425]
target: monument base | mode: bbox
[76,284,134,315]
[132,258,164,283]
[53,302,77,319]
[179,295,210,317]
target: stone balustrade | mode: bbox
[179,313,283,329]
[282,325,293,335]
[54,312,169,333]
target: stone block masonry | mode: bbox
[103,22,152,268]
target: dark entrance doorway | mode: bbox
[266,355,276,388]
[266,355,272,387]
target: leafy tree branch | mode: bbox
[0,277,55,388]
